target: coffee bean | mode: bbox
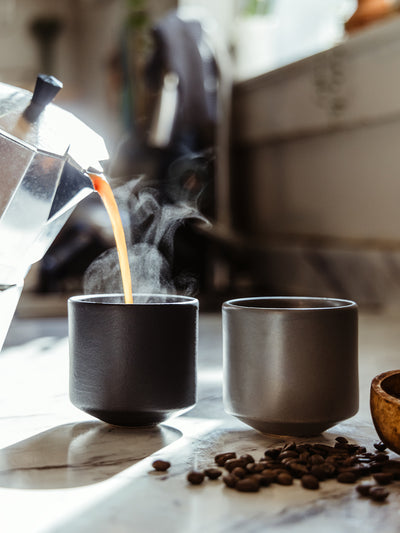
[373,472,393,485]
[222,474,238,488]
[309,454,324,465]
[289,462,309,477]
[249,474,263,486]
[258,473,272,487]
[349,464,369,478]
[347,444,362,455]
[356,483,373,497]
[356,464,373,477]
[374,442,387,452]
[232,467,246,479]
[280,456,295,464]
[381,461,400,480]
[240,453,255,465]
[224,458,246,472]
[187,471,205,485]
[245,462,256,473]
[272,468,290,479]
[337,471,357,484]
[204,468,222,480]
[301,475,320,490]
[235,478,260,492]
[310,463,335,481]
[260,470,276,484]
[215,452,236,466]
[298,451,310,463]
[152,460,171,471]
[283,442,297,451]
[335,436,348,444]
[342,456,357,467]
[368,461,384,474]
[374,452,389,463]
[264,447,282,459]
[309,444,330,455]
[325,455,339,464]
[280,450,298,460]
[368,486,389,502]
[276,472,293,485]
[309,465,327,481]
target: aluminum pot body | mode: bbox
[69,294,198,426]
[223,297,358,436]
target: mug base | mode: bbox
[234,414,340,437]
[81,405,195,427]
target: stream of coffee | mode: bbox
[89,173,133,304]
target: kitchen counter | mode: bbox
[1,310,400,533]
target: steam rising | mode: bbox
[83,176,209,298]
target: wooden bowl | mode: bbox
[370,370,400,454]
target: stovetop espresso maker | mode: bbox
[0,74,109,350]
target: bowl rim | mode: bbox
[371,369,400,405]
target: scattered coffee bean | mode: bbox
[298,451,310,463]
[373,472,393,485]
[356,483,373,497]
[280,450,298,460]
[309,454,324,465]
[222,474,238,488]
[368,486,389,502]
[283,442,297,451]
[224,458,247,472]
[289,462,309,477]
[215,452,236,466]
[276,472,293,486]
[232,467,246,479]
[240,453,255,465]
[312,463,336,480]
[248,462,266,473]
[258,473,272,487]
[250,474,264,486]
[260,470,276,484]
[381,461,400,480]
[337,471,357,484]
[335,436,348,444]
[187,471,205,485]
[152,460,171,471]
[342,456,357,467]
[204,468,222,480]
[301,474,320,490]
[235,477,260,492]
[264,447,282,459]
[374,452,389,463]
[374,442,387,452]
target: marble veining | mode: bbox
[0,312,400,532]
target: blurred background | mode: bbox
[4,0,400,316]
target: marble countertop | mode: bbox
[1,311,400,533]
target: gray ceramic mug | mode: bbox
[69,293,198,427]
[222,297,358,436]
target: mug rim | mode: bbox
[223,296,357,311]
[69,293,199,306]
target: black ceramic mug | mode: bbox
[69,294,198,426]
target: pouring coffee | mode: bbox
[0,74,109,350]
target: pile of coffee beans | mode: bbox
[182,437,400,502]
